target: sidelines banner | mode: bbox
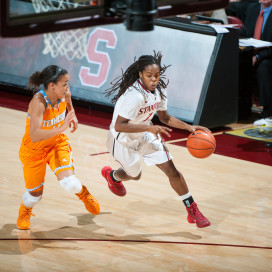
[0,23,216,122]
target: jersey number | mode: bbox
[143,113,153,122]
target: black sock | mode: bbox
[183,196,194,207]
[110,171,121,183]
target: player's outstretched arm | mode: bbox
[157,110,210,134]
[65,86,78,133]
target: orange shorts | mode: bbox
[19,134,74,192]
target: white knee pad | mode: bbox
[59,175,82,194]
[23,191,42,208]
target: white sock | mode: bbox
[113,171,120,182]
[179,192,192,201]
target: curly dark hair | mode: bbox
[105,51,170,103]
[28,65,68,93]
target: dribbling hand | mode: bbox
[189,125,211,135]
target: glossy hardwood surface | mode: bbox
[0,107,271,272]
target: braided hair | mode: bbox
[28,65,68,93]
[105,51,170,103]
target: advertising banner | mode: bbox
[0,23,216,122]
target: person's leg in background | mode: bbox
[238,49,254,120]
[254,59,272,126]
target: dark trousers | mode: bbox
[225,0,259,23]
[238,49,254,119]
[238,48,272,119]
[256,59,272,118]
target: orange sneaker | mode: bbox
[17,203,35,230]
[76,185,100,215]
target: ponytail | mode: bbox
[27,65,68,93]
[28,71,43,93]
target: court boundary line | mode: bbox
[87,132,223,156]
[89,151,110,156]
[1,238,271,250]
[165,132,223,144]
[87,134,223,151]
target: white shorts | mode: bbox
[106,131,173,177]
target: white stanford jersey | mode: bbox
[110,79,167,144]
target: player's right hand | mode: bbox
[149,125,172,140]
[62,110,76,131]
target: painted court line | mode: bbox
[89,151,110,156]
[88,132,223,154]
[1,238,271,250]
[166,132,223,144]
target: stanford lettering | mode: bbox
[138,102,160,115]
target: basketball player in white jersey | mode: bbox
[102,52,211,228]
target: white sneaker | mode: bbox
[253,117,272,126]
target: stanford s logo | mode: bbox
[79,28,117,88]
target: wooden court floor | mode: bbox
[0,106,271,272]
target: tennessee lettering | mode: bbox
[138,102,160,115]
[43,111,66,127]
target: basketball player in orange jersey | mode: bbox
[17,65,100,230]
[102,52,211,228]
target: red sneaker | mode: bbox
[186,202,210,228]
[101,166,126,197]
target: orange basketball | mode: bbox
[186,130,216,159]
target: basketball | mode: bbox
[186,130,216,158]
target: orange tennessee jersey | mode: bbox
[21,90,67,151]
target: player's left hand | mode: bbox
[189,125,211,134]
[69,114,78,133]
